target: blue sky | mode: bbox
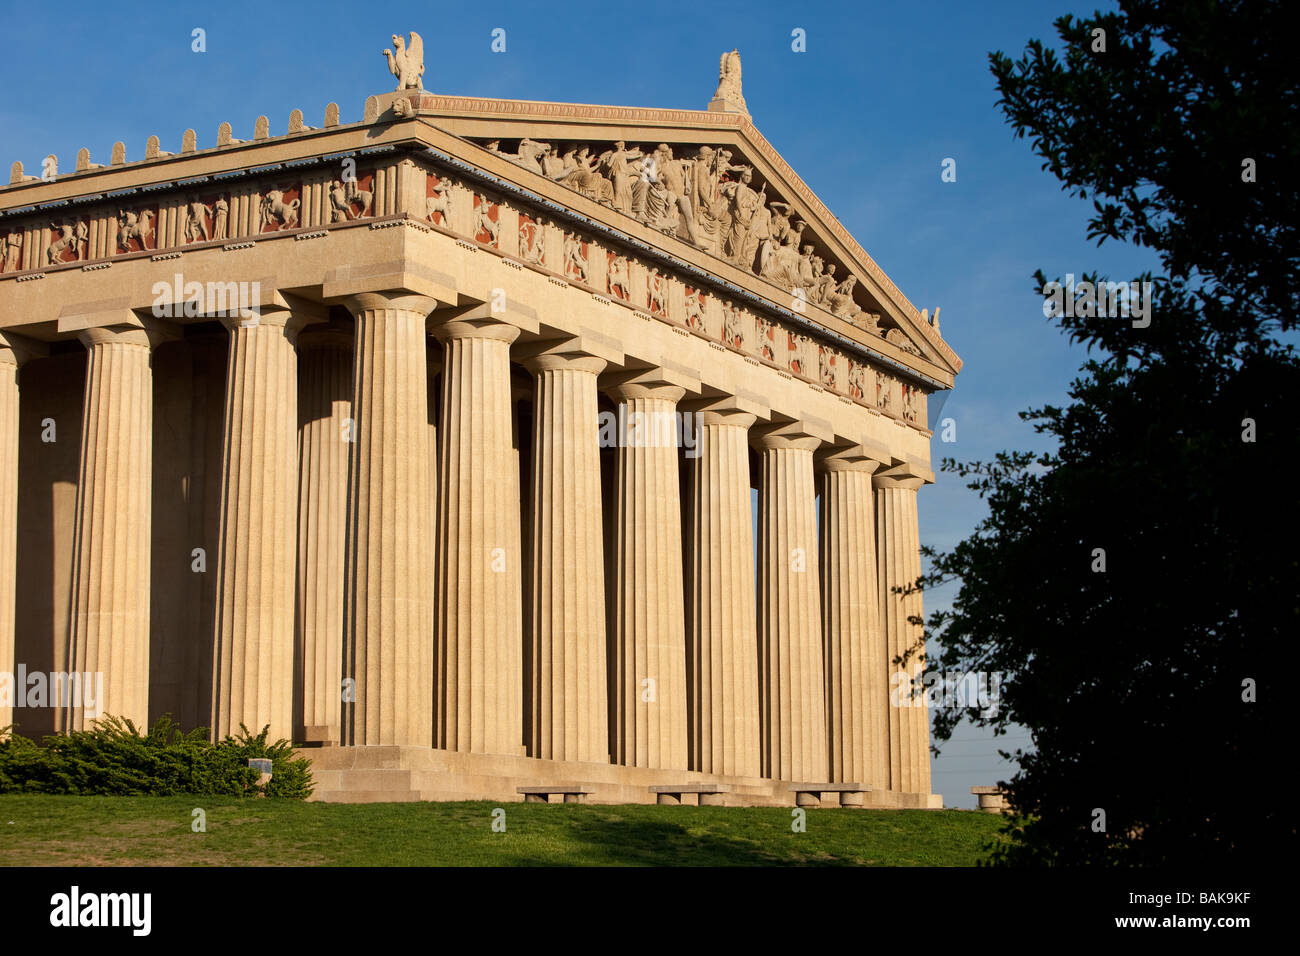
[2,0,1159,807]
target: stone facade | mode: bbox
[0,47,958,808]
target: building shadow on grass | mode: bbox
[493,811,856,867]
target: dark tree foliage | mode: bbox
[918,0,1297,864]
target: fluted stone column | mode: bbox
[211,308,309,742]
[0,334,43,732]
[295,327,352,743]
[434,313,523,756]
[67,324,169,730]
[522,344,608,762]
[820,451,886,787]
[685,403,760,777]
[607,377,688,771]
[757,428,828,782]
[875,464,931,794]
[341,293,437,748]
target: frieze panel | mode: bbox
[426,172,453,227]
[48,217,89,264]
[259,185,301,232]
[116,205,157,254]
[473,193,499,247]
[518,213,545,265]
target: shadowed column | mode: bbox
[0,333,45,731]
[521,343,608,762]
[820,449,886,787]
[685,402,760,777]
[295,325,352,744]
[875,462,932,794]
[212,306,312,742]
[757,427,828,781]
[606,375,688,771]
[67,323,171,730]
[340,292,437,748]
[433,312,523,756]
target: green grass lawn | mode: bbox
[0,794,1005,866]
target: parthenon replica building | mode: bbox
[0,38,959,807]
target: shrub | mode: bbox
[0,716,313,799]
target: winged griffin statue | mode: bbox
[382,32,425,91]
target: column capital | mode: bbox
[679,395,761,428]
[429,303,523,345]
[753,419,829,452]
[76,317,180,351]
[873,460,935,489]
[343,291,442,319]
[517,337,607,376]
[601,367,689,403]
[820,440,891,474]
[0,330,49,367]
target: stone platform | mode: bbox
[303,746,944,809]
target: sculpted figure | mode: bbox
[330,181,353,222]
[426,178,453,225]
[489,138,551,176]
[261,189,300,230]
[815,263,839,305]
[213,197,229,241]
[826,275,862,321]
[516,138,550,175]
[649,144,702,245]
[647,270,668,315]
[723,303,745,349]
[601,141,643,216]
[185,196,211,241]
[117,208,154,251]
[902,385,919,423]
[557,147,613,204]
[474,196,499,245]
[847,361,865,400]
[345,177,373,218]
[519,217,545,264]
[819,347,837,389]
[796,244,818,290]
[711,49,747,112]
[563,233,587,283]
[2,232,20,271]
[721,167,765,272]
[685,291,705,331]
[47,221,76,264]
[382,32,425,91]
[607,256,631,300]
[886,328,921,354]
[690,146,724,253]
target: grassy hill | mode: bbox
[0,794,1005,866]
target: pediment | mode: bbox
[374,91,960,380]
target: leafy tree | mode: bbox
[918,0,1297,864]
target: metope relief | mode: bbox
[426,174,453,227]
[260,186,301,232]
[473,193,499,247]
